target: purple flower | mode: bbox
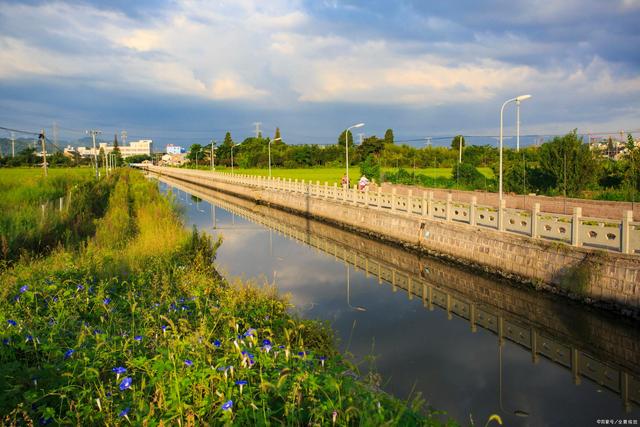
[112,366,127,375]
[103,298,111,305]
[118,407,130,417]
[213,339,221,347]
[19,285,28,293]
[2,338,9,345]
[25,335,33,342]
[243,328,256,337]
[262,339,271,346]
[235,380,247,386]
[184,359,193,367]
[64,349,74,359]
[221,400,233,411]
[134,335,142,342]
[119,377,132,391]
[76,285,84,291]
[7,320,16,326]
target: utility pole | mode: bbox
[87,130,102,179]
[11,131,15,158]
[121,130,127,146]
[40,129,48,177]
[358,133,364,145]
[253,122,262,138]
[210,139,216,171]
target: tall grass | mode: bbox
[0,168,109,265]
[0,169,451,425]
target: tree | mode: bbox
[112,133,123,166]
[360,154,380,182]
[624,133,640,196]
[451,135,465,150]
[274,127,281,141]
[338,130,354,147]
[358,135,384,159]
[538,130,598,196]
[97,147,105,168]
[451,162,483,187]
[216,132,234,167]
[186,144,204,167]
[384,129,394,145]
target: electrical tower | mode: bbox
[253,122,262,138]
[121,130,127,146]
[53,121,58,148]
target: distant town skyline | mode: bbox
[0,0,639,146]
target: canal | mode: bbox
[158,175,640,426]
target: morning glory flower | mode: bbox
[161,325,168,334]
[112,366,127,375]
[221,400,233,411]
[7,320,17,326]
[318,356,327,367]
[25,335,33,342]
[184,359,193,367]
[134,335,142,342]
[76,285,84,291]
[64,349,74,359]
[213,339,221,347]
[103,298,111,305]
[243,328,256,337]
[118,407,130,418]
[19,285,28,293]
[235,380,247,393]
[119,377,132,391]
[2,338,9,345]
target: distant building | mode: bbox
[161,153,188,166]
[77,139,153,158]
[166,144,185,154]
[63,145,78,158]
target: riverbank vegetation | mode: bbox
[0,169,451,425]
[184,129,639,201]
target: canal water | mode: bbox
[158,177,640,426]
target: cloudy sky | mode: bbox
[0,0,639,147]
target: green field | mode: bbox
[204,166,494,183]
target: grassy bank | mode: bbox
[0,169,450,425]
[0,168,108,266]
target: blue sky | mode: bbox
[0,0,639,148]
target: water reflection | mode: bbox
[156,175,640,426]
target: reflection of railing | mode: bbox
[158,175,640,412]
[141,165,640,256]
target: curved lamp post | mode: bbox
[231,142,241,174]
[345,264,366,312]
[499,95,531,202]
[345,123,364,183]
[268,137,281,178]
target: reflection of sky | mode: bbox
[160,181,639,426]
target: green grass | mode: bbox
[0,167,100,264]
[190,165,494,183]
[0,169,452,425]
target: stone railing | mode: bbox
[142,165,640,256]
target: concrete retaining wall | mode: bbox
[143,165,640,315]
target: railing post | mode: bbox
[427,192,434,219]
[498,199,506,231]
[531,203,540,238]
[407,190,413,215]
[572,207,582,247]
[315,180,320,197]
[446,194,452,221]
[377,187,382,209]
[470,196,477,226]
[352,184,358,206]
[391,188,397,212]
[333,183,338,200]
[324,182,328,199]
[622,210,632,254]
[342,184,347,203]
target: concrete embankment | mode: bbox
[143,166,640,317]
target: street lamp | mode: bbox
[210,139,216,171]
[268,137,281,178]
[499,94,531,202]
[231,142,241,174]
[345,123,364,183]
[345,264,366,312]
[195,148,204,169]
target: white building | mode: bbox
[77,139,153,158]
[166,144,185,154]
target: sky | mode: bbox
[0,0,639,148]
